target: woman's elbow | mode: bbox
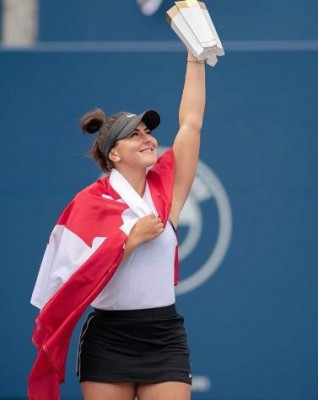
[180,118,203,133]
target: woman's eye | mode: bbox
[129,130,152,138]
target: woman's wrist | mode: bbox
[187,59,205,64]
[187,52,205,64]
[123,235,139,261]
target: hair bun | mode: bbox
[80,108,106,134]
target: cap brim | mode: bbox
[117,109,160,140]
[141,110,161,131]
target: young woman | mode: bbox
[29,50,206,400]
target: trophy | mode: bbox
[166,0,224,67]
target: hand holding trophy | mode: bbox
[166,0,225,67]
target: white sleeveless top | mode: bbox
[91,183,177,310]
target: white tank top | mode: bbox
[91,184,177,310]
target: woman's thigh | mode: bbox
[80,381,136,400]
[136,381,191,400]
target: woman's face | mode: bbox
[110,121,158,171]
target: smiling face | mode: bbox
[108,121,158,173]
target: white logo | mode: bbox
[175,157,232,295]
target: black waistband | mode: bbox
[94,304,177,320]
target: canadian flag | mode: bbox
[28,149,175,400]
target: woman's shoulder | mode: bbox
[74,176,121,202]
[57,176,126,226]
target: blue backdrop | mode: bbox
[1,1,318,399]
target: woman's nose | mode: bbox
[142,133,151,142]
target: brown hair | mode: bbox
[80,108,126,173]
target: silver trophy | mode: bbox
[166,0,225,67]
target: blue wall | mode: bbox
[1,1,318,398]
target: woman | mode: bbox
[29,50,205,400]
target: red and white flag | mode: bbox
[28,149,176,400]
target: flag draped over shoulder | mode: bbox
[28,149,175,400]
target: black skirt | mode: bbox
[77,304,192,384]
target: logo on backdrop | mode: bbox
[175,156,232,295]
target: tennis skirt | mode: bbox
[77,304,192,384]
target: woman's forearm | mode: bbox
[170,52,207,225]
[179,51,206,130]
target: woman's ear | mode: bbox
[109,149,120,163]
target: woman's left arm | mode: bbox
[170,51,206,227]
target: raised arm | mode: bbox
[170,51,206,227]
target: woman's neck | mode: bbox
[115,167,147,197]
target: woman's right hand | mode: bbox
[130,214,164,246]
[122,214,164,261]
